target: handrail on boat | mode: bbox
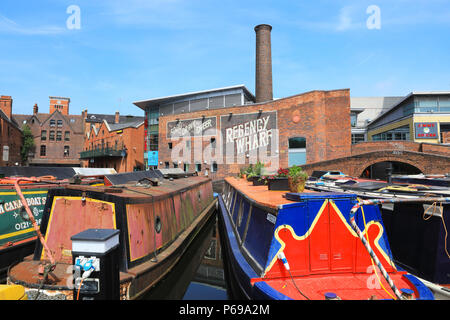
[349,196,450,300]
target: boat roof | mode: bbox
[224,177,320,209]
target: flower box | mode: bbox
[268,177,289,191]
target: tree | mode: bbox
[20,124,35,164]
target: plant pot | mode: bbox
[268,177,289,191]
[247,176,258,183]
[288,176,306,193]
[252,177,266,186]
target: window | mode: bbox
[195,163,201,172]
[64,131,70,141]
[351,134,365,144]
[211,162,218,173]
[173,162,178,168]
[64,146,70,157]
[350,113,358,127]
[57,120,63,127]
[40,145,46,156]
[186,140,191,149]
[372,125,410,141]
[56,131,62,141]
[50,120,55,127]
[168,142,173,150]
[210,137,216,149]
[164,162,169,169]
[41,130,47,141]
[49,130,55,141]
[184,163,189,172]
[288,137,306,166]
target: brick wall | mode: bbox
[158,89,351,181]
[82,121,144,172]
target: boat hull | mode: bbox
[218,177,434,300]
[7,175,217,300]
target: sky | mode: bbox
[0,0,449,116]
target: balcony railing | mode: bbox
[79,147,126,159]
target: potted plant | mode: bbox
[246,161,264,184]
[288,165,308,193]
[267,168,290,191]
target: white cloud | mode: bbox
[0,13,66,35]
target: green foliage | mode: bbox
[288,165,308,181]
[20,124,34,163]
[247,161,264,178]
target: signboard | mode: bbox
[167,117,217,139]
[221,111,277,157]
[147,151,158,166]
[0,189,47,246]
[415,122,438,139]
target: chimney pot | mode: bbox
[33,103,38,114]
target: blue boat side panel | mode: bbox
[232,192,241,223]
[253,281,292,300]
[237,198,251,239]
[218,195,259,299]
[243,204,276,269]
[354,203,395,263]
[403,274,434,300]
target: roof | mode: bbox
[12,111,84,133]
[367,91,450,128]
[133,84,255,110]
[85,113,144,124]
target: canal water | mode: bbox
[142,211,230,300]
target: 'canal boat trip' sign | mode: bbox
[0,189,47,246]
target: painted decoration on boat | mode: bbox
[263,198,395,279]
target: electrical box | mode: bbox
[71,228,120,300]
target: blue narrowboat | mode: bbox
[217,177,434,300]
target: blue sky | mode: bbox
[1,0,449,116]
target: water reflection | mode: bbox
[142,211,229,300]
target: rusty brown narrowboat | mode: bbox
[7,172,216,300]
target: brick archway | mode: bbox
[355,156,425,178]
[301,150,450,177]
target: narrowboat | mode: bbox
[217,176,434,300]
[0,171,108,283]
[307,175,450,298]
[7,172,216,300]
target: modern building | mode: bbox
[350,96,403,144]
[366,92,450,144]
[80,113,144,172]
[134,24,352,181]
[0,96,23,166]
[12,97,84,167]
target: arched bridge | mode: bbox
[301,141,450,177]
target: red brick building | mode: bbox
[12,97,84,167]
[134,24,351,181]
[0,96,22,166]
[80,117,145,172]
[155,89,351,181]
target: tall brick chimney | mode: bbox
[0,96,12,119]
[33,103,39,114]
[254,24,273,103]
[115,111,120,124]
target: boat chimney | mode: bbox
[254,24,273,103]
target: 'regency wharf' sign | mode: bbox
[221,111,277,156]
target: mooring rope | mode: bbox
[349,196,450,300]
